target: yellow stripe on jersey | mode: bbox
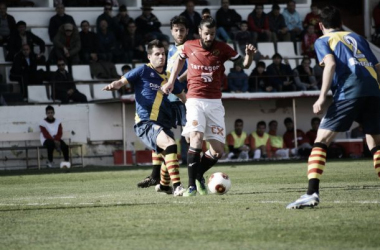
[327,32,377,79]
[147,63,170,121]
[135,113,141,123]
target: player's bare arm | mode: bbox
[162,57,186,94]
[242,44,257,69]
[178,69,188,83]
[102,76,128,91]
[313,55,335,114]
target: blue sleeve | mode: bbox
[172,78,184,95]
[125,66,143,84]
[314,38,333,66]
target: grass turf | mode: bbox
[1,160,380,250]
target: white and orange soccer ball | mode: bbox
[207,172,231,195]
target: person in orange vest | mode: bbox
[226,119,250,160]
[248,120,272,159]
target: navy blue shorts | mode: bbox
[134,121,175,153]
[320,97,380,134]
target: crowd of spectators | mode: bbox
[0,0,330,105]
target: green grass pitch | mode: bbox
[1,160,380,250]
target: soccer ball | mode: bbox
[60,161,71,169]
[207,172,231,195]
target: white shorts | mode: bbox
[182,98,225,143]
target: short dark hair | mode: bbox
[170,15,189,29]
[320,6,342,29]
[284,117,293,124]
[272,4,280,10]
[287,0,296,5]
[257,121,266,128]
[16,21,26,27]
[235,118,243,124]
[202,8,210,15]
[272,53,283,60]
[257,61,266,68]
[122,64,131,72]
[147,39,164,55]
[311,117,321,124]
[199,17,216,29]
[80,20,89,26]
[269,120,277,126]
[46,105,54,113]
[241,20,248,26]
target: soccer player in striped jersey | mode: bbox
[162,18,257,196]
[287,6,380,209]
[103,39,187,196]
[136,15,189,189]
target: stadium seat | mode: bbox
[76,84,93,102]
[260,59,273,68]
[296,41,302,55]
[277,41,302,58]
[310,58,316,68]
[224,60,234,74]
[37,65,46,71]
[72,65,93,81]
[257,42,275,58]
[30,27,52,46]
[286,58,297,69]
[115,63,131,76]
[92,83,114,100]
[27,85,52,103]
[5,66,18,84]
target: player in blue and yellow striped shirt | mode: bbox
[103,39,186,196]
[287,6,380,209]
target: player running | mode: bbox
[162,17,257,196]
[287,6,380,209]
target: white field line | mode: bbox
[0,200,379,207]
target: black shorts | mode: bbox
[320,96,380,134]
[134,120,175,153]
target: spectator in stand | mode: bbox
[201,8,211,19]
[306,117,320,144]
[121,21,147,63]
[0,3,16,46]
[79,20,101,64]
[249,61,274,92]
[113,5,133,32]
[293,57,319,91]
[303,3,322,36]
[282,0,303,42]
[48,4,76,42]
[248,4,272,45]
[180,0,202,40]
[97,19,122,63]
[268,120,291,159]
[283,117,312,157]
[226,119,250,160]
[96,3,121,40]
[373,2,380,35]
[301,24,318,59]
[266,53,296,92]
[121,64,133,93]
[6,21,46,64]
[235,21,254,55]
[248,121,271,159]
[267,4,291,42]
[228,62,249,93]
[215,0,242,42]
[135,5,169,43]
[50,23,81,65]
[221,73,229,92]
[52,59,87,104]
[10,44,43,100]
[39,105,70,169]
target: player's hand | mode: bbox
[103,80,123,91]
[161,82,174,95]
[245,44,257,56]
[313,97,326,114]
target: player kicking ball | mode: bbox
[103,40,187,196]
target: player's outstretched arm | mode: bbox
[162,57,186,94]
[313,55,335,114]
[102,77,128,91]
[243,44,257,69]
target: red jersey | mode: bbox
[180,39,239,99]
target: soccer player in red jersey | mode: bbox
[162,17,257,196]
